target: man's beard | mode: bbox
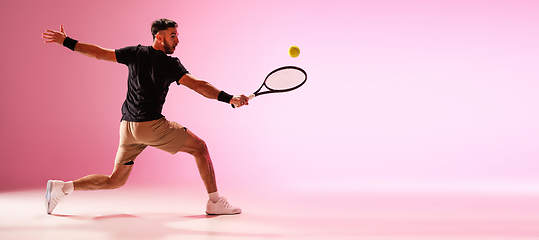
[163,40,175,54]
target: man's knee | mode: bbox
[190,138,209,156]
[108,164,132,189]
[108,177,128,189]
[197,139,209,152]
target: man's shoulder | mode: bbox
[116,45,143,57]
[117,45,155,63]
[117,44,140,50]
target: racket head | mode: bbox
[255,66,307,96]
[231,66,307,108]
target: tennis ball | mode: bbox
[289,45,300,58]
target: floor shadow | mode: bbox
[40,212,282,239]
[53,213,140,220]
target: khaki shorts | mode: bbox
[114,117,189,165]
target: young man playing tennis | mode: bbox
[42,19,248,215]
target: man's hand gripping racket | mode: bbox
[232,66,307,108]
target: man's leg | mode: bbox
[73,163,134,190]
[178,129,217,194]
[46,120,144,214]
[72,120,144,190]
[178,129,241,215]
[45,163,134,214]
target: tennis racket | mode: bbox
[232,66,307,108]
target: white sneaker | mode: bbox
[46,180,67,214]
[205,197,242,215]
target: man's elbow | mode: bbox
[92,52,103,60]
[94,50,115,62]
[191,82,205,95]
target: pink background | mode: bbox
[1,0,538,194]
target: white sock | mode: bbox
[209,191,220,203]
[62,181,74,194]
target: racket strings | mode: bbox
[265,69,306,91]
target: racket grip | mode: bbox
[231,94,256,108]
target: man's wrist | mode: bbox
[217,91,233,103]
[63,37,78,51]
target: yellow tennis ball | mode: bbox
[289,45,300,58]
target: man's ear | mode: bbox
[154,32,163,44]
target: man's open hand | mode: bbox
[42,25,67,45]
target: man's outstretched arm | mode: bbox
[179,74,249,108]
[42,25,116,62]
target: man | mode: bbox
[41,19,248,215]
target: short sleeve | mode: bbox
[170,57,189,85]
[115,45,139,65]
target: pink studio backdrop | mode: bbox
[1,0,538,194]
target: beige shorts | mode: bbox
[114,117,189,165]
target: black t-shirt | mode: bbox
[115,45,189,122]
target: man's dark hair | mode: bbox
[151,19,178,40]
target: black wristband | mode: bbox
[63,37,78,51]
[217,91,233,103]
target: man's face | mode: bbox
[159,27,179,54]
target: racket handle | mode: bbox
[231,94,256,108]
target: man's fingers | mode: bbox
[42,32,55,37]
[41,34,54,42]
[44,29,66,37]
[45,29,60,34]
[42,34,56,42]
[240,95,249,106]
[43,31,60,39]
[236,95,249,107]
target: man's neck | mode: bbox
[152,41,166,53]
